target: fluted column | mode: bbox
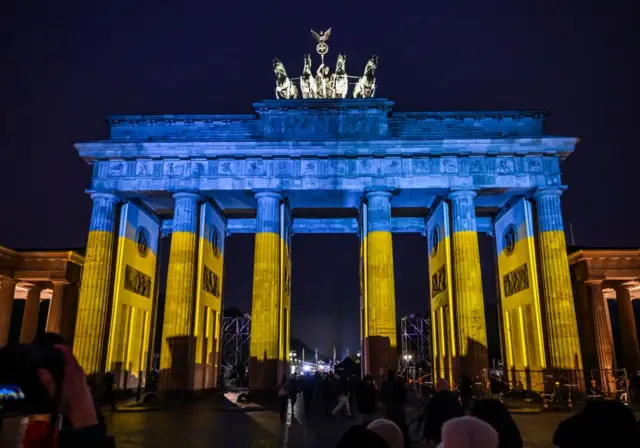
[45,281,68,335]
[615,285,640,373]
[365,191,397,378]
[59,283,79,344]
[0,279,17,346]
[448,190,488,376]
[159,192,200,392]
[20,284,44,343]
[586,281,616,393]
[534,188,582,371]
[249,191,282,390]
[73,192,120,378]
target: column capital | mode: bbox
[364,190,393,201]
[254,191,282,201]
[87,191,121,203]
[21,283,44,293]
[0,277,17,287]
[584,278,604,285]
[172,191,201,201]
[614,284,635,293]
[448,189,477,200]
[533,187,566,200]
[50,279,70,287]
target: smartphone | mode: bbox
[0,384,27,417]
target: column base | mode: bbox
[159,336,196,392]
[365,336,397,382]
[248,357,280,391]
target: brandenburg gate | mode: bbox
[70,31,585,392]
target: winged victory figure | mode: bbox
[311,27,332,43]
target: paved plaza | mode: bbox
[1,395,569,447]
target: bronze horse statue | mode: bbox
[353,55,378,98]
[273,58,298,99]
[332,52,349,99]
[299,54,318,99]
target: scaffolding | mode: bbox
[221,314,251,369]
[399,314,432,379]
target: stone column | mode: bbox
[448,190,488,376]
[364,191,397,378]
[249,192,282,390]
[534,188,583,371]
[615,285,640,373]
[20,285,44,344]
[575,280,615,391]
[0,279,17,346]
[45,281,68,335]
[73,192,120,378]
[59,283,79,345]
[159,192,200,392]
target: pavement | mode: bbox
[0,394,575,447]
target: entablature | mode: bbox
[160,216,494,236]
[87,153,563,194]
[76,138,576,161]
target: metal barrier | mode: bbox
[588,368,629,403]
[540,370,585,411]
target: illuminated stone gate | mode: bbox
[72,97,584,391]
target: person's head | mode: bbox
[424,391,465,443]
[553,400,639,447]
[368,419,404,448]
[281,374,287,383]
[439,416,498,448]
[337,425,388,448]
[364,374,373,384]
[472,399,522,448]
[435,378,450,392]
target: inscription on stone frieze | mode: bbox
[264,114,380,138]
[203,265,221,298]
[124,265,152,298]
[503,263,529,298]
[431,265,447,297]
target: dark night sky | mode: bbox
[1,1,638,356]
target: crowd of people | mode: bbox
[277,369,640,448]
[9,333,640,447]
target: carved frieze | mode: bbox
[412,159,430,175]
[163,160,187,177]
[191,161,206,177]
[136,161,153,177]
[108,161,126,177]
[246,159,266,176]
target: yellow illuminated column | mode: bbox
[45,281,68,334]
[365,191,397,378]
[20,285,44,344]
[449,190,488,377]
[534,188,582,371]
[73,193,120,378]
[0,279,17,346]
[249,191,282,391]
[159,192,200,392]
[614,285,640,373]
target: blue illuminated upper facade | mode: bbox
[75,99,577,235]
